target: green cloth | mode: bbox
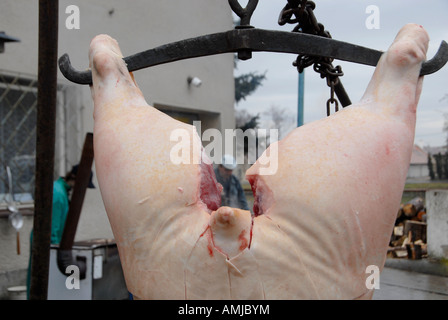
[50,177,70,244]
[26,177,71,299]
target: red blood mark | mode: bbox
[385,145,390,155]
[199,226,208,237]
[247,175,261,216]
[200,226,214,257]
[199,161,222,211]
[207,243,214,257]
[249,218,253,249]
[238,230,248,251]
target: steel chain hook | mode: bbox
[326,80,339,116]
[229,0,259,28]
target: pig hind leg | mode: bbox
[89,35,144,108]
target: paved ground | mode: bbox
[372,267,448,300]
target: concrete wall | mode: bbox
[426,190,448,259]
[0,0,234,276]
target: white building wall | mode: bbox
[407,164,429,180]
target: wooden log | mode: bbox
[416,210,426,222]
[402,197,424,218]
[404,220,427,243]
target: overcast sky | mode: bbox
[233,0,448,147]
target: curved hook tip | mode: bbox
[420,40,448,76]
[58,53,93,85]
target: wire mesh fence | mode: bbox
[0,70,83,206]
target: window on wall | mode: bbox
[0,73,37,204]
[0,71,83,206]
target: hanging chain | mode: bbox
[279,0,344,116]
[326,79,339,116]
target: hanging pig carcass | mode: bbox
[89,23,429,299]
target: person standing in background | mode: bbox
[214,154,250,211]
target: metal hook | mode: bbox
[229,0,259,28]
[420,40,448,76]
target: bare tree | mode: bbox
[235,108,259,130]
[263,104,295,139]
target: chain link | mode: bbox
[326,80,339,116]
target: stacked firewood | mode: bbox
[397,197,426,223]
[388,197,427,259]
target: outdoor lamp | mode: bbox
[0,31,20,53]
[188,76,202,87]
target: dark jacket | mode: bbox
[214,168,250,210]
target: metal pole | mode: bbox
[30,0,59,300]
[297,71,305,127]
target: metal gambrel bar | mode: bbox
[59,27,448,86]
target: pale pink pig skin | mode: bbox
[89,24,428,299]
